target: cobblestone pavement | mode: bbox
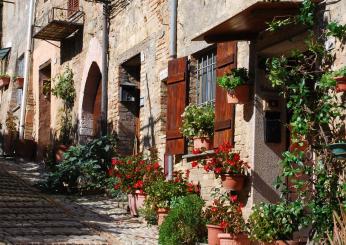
[0,159,158,245]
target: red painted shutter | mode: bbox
[166,57,189,155]
[214,42,237,147]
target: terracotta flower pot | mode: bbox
[221,174,245,191]
[55,144,69,162]
[128,191,146,216]
[218,233,250,245]
[0,76,10,87]
[193,137,213,150]
[207,224,223,245]
[157,207,170,225]
[289,140,308,153]
[334,76,346,92]
[226,85,250,104]
[15,77,24,88]
[275,240,304,245]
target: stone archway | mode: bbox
[79,62,102,142]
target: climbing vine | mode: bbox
[265,0,346,242]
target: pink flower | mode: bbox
[230,194,238,202]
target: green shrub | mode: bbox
[159,194,207,245]
[40,135,117,193]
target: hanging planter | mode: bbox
[0,75,10,88]
[328,143,346,160]
[193,136,213,150]
[218,68,251,104]
[226,85,250,104]
[15,77,24,88]
[334,76,346,92]
[221,174,245,191]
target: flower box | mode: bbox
[207,224,223,245]
[218,233,250,245]
[334,76,346,92]
[226,85,250,104]
[194,136,213,150]
[0,75,10,87]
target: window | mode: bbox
[195,49,217,104]
[16,55,25,77]
[68,0,79,16]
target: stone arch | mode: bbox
[78,37,103,141]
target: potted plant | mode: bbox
[333,66,346,92]
[328,141,346,160]
[217,68,250,104]
[181,102,215,150]
[248,201,305,245]
[193,142,249,191]
[204,194,247,245]
[0,73,10,87]
[144,171,194,225]
[42,79,51,99]
[52,68,76,161]
[14,76,24,88]
[112,152,164,216]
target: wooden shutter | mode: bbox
[166,57,189,155]
[214,42,237,147]
[68,0,79,16]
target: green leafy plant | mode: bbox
[42,79,51,97]
[217,68,249,91]
[159,194,207,245]
[333,66,346,78]
[327,22,346,41]
[248,201,305,243]
[5,111,18,136]
[180,102,214,139]
[52,68,76,145]
[0,73,10,78]
[40,135,117,193]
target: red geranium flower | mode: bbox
[191,161,198,168]
[230,194,238,202]
[111,158,117,165]
[220,221,229,229]
[192,148,201,154]
[153,162,160,170]
[214,167,222,174]
[233,153,240,162]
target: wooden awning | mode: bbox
[192,1,305,43]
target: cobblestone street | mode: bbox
[0,159,158,245]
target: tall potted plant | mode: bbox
[217,68,250,104]
[52,68,76,161]
[193,142,249,191]
[181,102,215,150]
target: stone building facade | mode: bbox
[0,0,345,218]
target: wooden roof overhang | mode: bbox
[192,1,307,43]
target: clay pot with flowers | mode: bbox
[111,153,164,216]
[181,102,215,150]
[333,66,346,92]
[204,194,248,245]
[193,142,249,191]
[144,170,198,225]
[217,68,251,104]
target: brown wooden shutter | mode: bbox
[68,0,79,16]
[166,57,189,155]
[214,42,237,147]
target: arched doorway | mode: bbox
[79,62,102,142]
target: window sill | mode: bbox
[182,150,215,161]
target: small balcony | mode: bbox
[33,7,84,41]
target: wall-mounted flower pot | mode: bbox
[157,207,170,226]
[226,85,250,104]
[221,174,245,191]
[329,143,346,160]
[193,136,213,150]
[218,233,250,245]
[15,77,24,88]
[207,224,223,245]
[128,190,146,216]
[334,76,346,92]
[0,76,10,88]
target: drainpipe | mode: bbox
[169,0,177,59]
[19,0,35,140]
[100,1,109,136]
[166,0,178,180]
